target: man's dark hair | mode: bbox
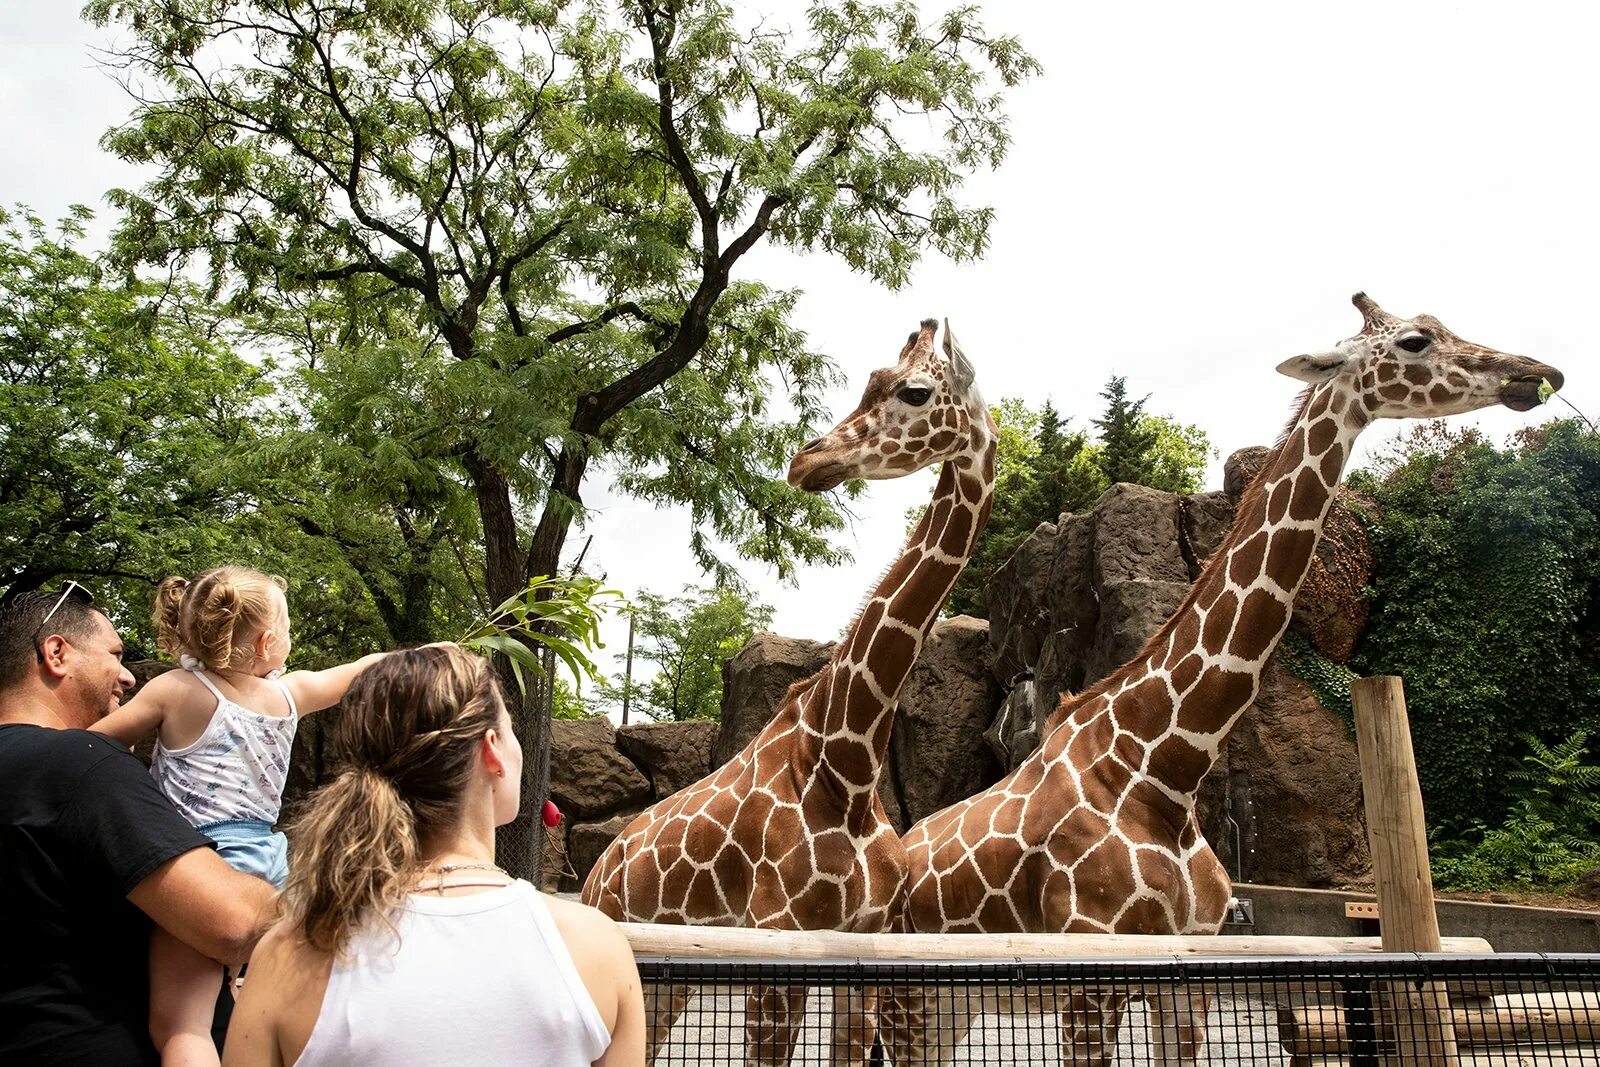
[0,589,108,692]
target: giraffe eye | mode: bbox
[898,386,933,406]
[1395,333,1431,354]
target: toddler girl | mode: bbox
[95,566,394,1066]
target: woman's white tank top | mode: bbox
[295,880,611,1066]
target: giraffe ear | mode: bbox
[943,319,976,391]
[1276,351,1347,384]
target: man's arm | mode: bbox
[127,848,276,965]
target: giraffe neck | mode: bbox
[1100,379,1367,802]
[801,419,997,802]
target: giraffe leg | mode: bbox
[1057,992,1127,1067]
[879,984,974,1067]
[829,984,877,1067]
[745,984,808,1067]
[1147,987,1211,1067]
[644,982,692,1065]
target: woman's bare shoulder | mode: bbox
[543,893,626,940]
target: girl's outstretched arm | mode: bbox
[279,652,390,715]
[90,669,184,747]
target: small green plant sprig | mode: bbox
[460,576,624,697]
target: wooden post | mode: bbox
[621,612,636,726]
[1352,675,1460,1067]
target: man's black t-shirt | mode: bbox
[0,724,211,1065]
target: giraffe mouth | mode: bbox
[1498,374,1553,412]
[801,464,852,492]
[787,456,852,492]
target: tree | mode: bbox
[601,581,774,722]
[91,0,1037,872]
[1093,374,1159,487]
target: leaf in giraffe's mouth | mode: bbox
[1499,375,1552,412]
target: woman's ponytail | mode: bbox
[284,767,419,953]
[279,645,503,953]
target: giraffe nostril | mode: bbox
[801,437,824,453]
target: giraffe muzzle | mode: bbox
[787,454,851,492]
[1498,368,1563,412]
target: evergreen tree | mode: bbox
[1094,375,1159,486]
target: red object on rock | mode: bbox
[541,800,561,828]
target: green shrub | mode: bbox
[1348,420,1600,837]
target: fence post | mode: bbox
[1351,675,1460,1067]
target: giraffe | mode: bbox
[885,294,1564,1065]
[583,318,998,1064]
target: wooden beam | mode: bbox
[620,923,1492,960]
[1279,994,1600,1056]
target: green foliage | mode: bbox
[550,677,593,721]
[599,580,773,722]
[945,380,1213,618]
[0,204,266,642]
[1348,420,1600,837]
[460,576,623,698]
[1431,730,1600,890]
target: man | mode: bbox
[0,584,277,1064]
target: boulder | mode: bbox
[985,519,1062,688]
[1084,578,1190,682]
[1224,446,1272,498]
[714,634,833,766]
[1181,491,1235,573]
[882,616,1003,831]
[549,716,651,819]
[1577,867,1600,902]
[564,810,645,894]
[617,720,720,800]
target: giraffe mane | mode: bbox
[1043,385,1319,727]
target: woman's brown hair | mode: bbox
[152,565,287,671]
[279,645,505,953]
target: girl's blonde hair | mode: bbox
[280,645,505,953]
[152,566,288,672]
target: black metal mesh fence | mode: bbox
[636,953,1600,1065]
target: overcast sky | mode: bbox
[4,2,1595,694]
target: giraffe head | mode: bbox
[1276,293,1564,418]
[788,318,987,492]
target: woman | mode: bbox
[224,645,644,1066]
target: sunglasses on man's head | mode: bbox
[34,580,95,662]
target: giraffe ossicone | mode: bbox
[581,317,997,1062]
[885,294,1563,1065]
